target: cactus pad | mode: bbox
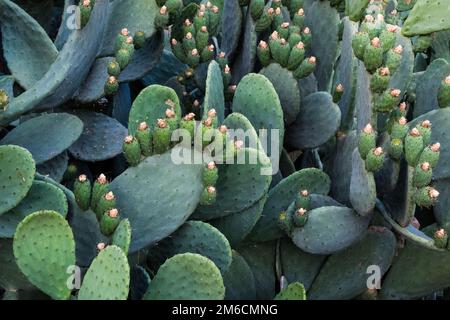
[13,210,75,300]
[0,239,35,291]
[112,219,132,255]
[274,282,306,300]
[223,250,257,300]
[144,253,225,300]
[37,151,68,183]
[203,61,225,123]
[349,149,376,216]
[402,0,450,36]
[0,145,35,215]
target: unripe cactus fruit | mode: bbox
[405,128,424,166]
[292,208,308,227]
[216,52,228,69]
[120,36,135,55]
[0,89,9,110]
[288,32,302,47]
[155,6,169,29]
[165,104,178,129]
[414,186,439,208]
[438,76,450,108]
[257,41,272,67]
[375,88,401,113]
[171,39,187,63]
[95,191,117,220]
[434,228,448,249]
[417,120,432,146]
[332,83,344,103]
[277,22,290,40]
[97,242,106,251]
[292,8,305,29]
[413,162,433,188]
[208,5,221,36]
[91,174,108,212]
[255,8,274,33]
[133,31,146,49]
[123,135,141,167]
[115,28,129,52]
[379,25,397,52]
[365,147,385,172]
[287,42,305,71]
[203,162,218,186]
[301,27,312,49]
[107,60,121,77]
[388,138,403,160]
[194,10,206,31]
[74,174,91,211]
[293,56,316,79]
[136,122,152,157]
[419,143,441,168]
[200,186,217,205]
[196,26,209,52]
[116,48,132,70]
[180,113,196,142]
[352,32,370,61]
[165,0,182,13]
[183,19,196,37]
[295,189,310,210]
[358,123,376,160]
[186,48,200,68]
[222,65,231,88]
[385,45,403,74]
[363,37,383,73]
[104,76,119,95]
[278,211,292,234]
[272,7,283,29]
[370,67,390,93]
[391,117,408,140]
[153,119,171,154]
[100,208,120,236]
[201,44,215,62]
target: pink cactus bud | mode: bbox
[363,123,374,134]
[108,208,119,218]
[171,38,178,46]
[296,42,305,49]
[206,1,212,8]
[78,174,87,182]
[445,76,450,85]
[157,119,168,128]
[259,41,268,49]
[431,143,441,152]
[185,19,192,26]
[280,38,287,45]
[191,48,199,56]
[185,32,193,40]
[165,108,176,119]
[390,9,398,16]
[336,84,344,92]
[184,113,196,121]
[421,162,430,172]
[410,128,421,137]
[271,31,279,40]
[379,67,390,76]
[371,37,381,48]
[308,56,316,64]
[97,174,107,184]
[275,7,281,14]
[398,117,407,125]
[228,85,237,92]
[435,228,446,238]
[124,135,134,144]
[219,52,226,58]
[203,118,213,127]
[138,122,149,131]
[82,0,90,7]
[387,25,398,33]
[268,8,274,15]
[391,89,401,97]
[207,162,216,170]
[297,8,304,16]
[373,147,383,156]
[121,28,129,36]
[200,4,206,11]
[303,27,311,34]
[296,208,307,216]
[365,15,374,22]
[234,140,244,149]
[108,76,117,84]
[429,188,439,199]
[399,102,407,112]
[207,186,216,193]
[207,109,217,118]
[281,22,290,29]
[208,44,215,51]
[97,243,106,251]
[212,6,219,13]
[165,99,175,108]
[198,11,205,17]
[394,45,403,54]
[377,14,384,22]
[126,36,133,44]
[300,190,309,197]
[193,100,200,108]
[201,26,208,33]
[421,120,431,128]
[219,125,228,134]
[160,6,167,14]
[104,191,115,201]
[224,65,231,73]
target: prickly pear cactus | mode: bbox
[1,0,450,302]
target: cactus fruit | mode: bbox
[203,162,218,186]
[391,117,408,140]
[385,45,403,74]
[379,25,397,52]
[91,174,108,213]
[363,37,383,73]
[388,138,403,160]
[201,186,217,206]
[123,135,141,166]
[433,229,448,249]
[79,0,93,28]
[133,31,146,49]
[255,8,274,32]
[375,89,401,113]
[413,162,433,188]
[295,189,310,210]
[100,208,120,236]
[370,67,390,93]
[95,191,117,220]
[352,32,370,61]
[437,76,450,108]
[292,8,305,29]
[155,6,169,29]
[292,208,308,227]
[358,124,376,160]
[107,60,121,77]
[293,56,316,79]
[257,41,271,67]
[153,119,171,154]
[332,84,344,103]
[419,143,441,169]
[365,147,385,172]
[115,28,130,52]
[288,42,305,71]
[104,76,119,95]
[136,122,152,157]
[74,174,91,210]
[405,128,424,167]
[417,120,432,146]
[116,48,132,70]
[414,187,439,208]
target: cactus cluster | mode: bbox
[2,0,450,302]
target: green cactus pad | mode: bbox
[380,225,450,299]
[389,33,414,95]
[148,221,232,274]
[345,0,370,21]
[13,210,75,300]
[0,180,68,238]
[413,59,450,118]
[0,113,83,164]
[233,73,284,157]
[290,206,371,254]
[112,219,132,256]
[279,238,327,291]
[0,0,58,89]
[220,0,243,61]
[275,282,306,300]
[99,0,158,56]
[210,195,267,247]
[402,0,450,37]
[349,149,376,216]
[193,148,272,220]
[109,147,204,252]
[69,209,108,268]
[0,145,35,215]
[75,57,114,103]
[237,241,276,300]
[144,253,225,300]
[78,245,130,300]
[286,92,341,149]
[68,111,127,162]
[128,84,181,135]
[142,49,187,86]
[259,63,300,125]
[203,61,225,124]
[308,228,396,299]
[431,30,450,62]
[37,151,68,183]
[305,0,340,91]
[0,239,35,291]
[249,168,331,242]
[223,250,257,300]
[354,62,373,131]
[231,9,257,84]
